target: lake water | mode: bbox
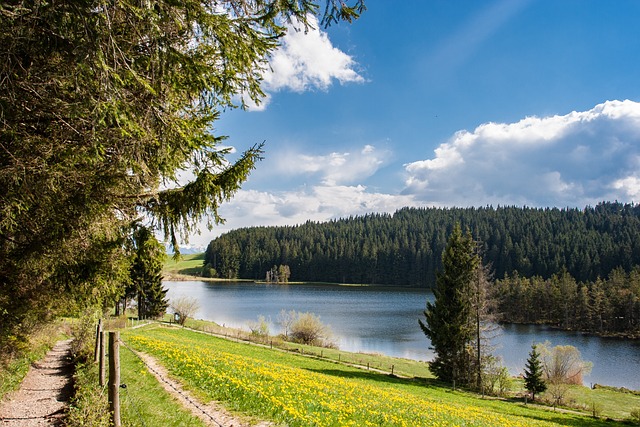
[165,281,640,390]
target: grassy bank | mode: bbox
[122,324,631,426]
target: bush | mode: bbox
[170,296,200,326]
[201,263,217,278]
[289,312,333,347]
[69,309,101,360]
[248,315,270,340]
[630,408,640,424]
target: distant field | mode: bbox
[123,325,625,427]
[163,253,204,278]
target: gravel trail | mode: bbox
[0,339,74,426]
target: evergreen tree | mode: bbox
[130,226,168,319]
[419,224,479,385]
[0,0,364,355]
[523,344,547,401]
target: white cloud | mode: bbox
[403,99,640,207]
[276,144,387,186]
[261,15,364,95]
[234,14,363,111]
[612,176,640,199]
[206,185,419,239]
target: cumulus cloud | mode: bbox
[242,15,363,111]
[265,15,364,92]
[276,144,387,186]
[204,185,419,240]
[403,99,640,207]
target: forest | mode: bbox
[204,202,640,286]
[204,202,640,335]
[496,268,640,335]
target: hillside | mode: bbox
[163,253,207,279]
[203,202,640,286]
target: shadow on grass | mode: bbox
[304,367,440,387]
[507,407,624,427]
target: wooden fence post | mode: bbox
[93,319,102,363]
[99,330,106,387]
[108,331,121,427]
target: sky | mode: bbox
[181,0,640,250]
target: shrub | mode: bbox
[170,296,200,326]
[289,312,333,347]
[201,263,217,278]
[248,315,270,340]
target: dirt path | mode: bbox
[0,339,74,426]
[131,349,273,427]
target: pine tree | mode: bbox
[419,224,479,385]
[0,0,364,356]
[523,344,547,401]
[130,226,168,320]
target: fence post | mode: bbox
[93,319,102,363]
[99,330,106,387]
[108,331,121,427]
[391,365,394,376]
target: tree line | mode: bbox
[204,202,640,286]
[496,267,640,336]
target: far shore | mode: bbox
[163,273,379,287]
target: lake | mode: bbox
[165,280,640,390]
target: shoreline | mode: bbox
[164,274,640,341]
[163,273,422,288]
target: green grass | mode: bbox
[163,316,433,379]
[562,384,640,420]
[123,325,626,427]
[66,341,207,427]
[118,343,208,427]
[274,339,434,379]
[163,252,205,277]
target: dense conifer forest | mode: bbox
[204,202,640,335]
[204,202,640,286]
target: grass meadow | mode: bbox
[121,324,626,427]
[163,253,206,278]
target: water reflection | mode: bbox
[165,281,640,390]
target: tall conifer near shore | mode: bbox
[420,224,479,385]
[524,344,547,401]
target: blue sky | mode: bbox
[184,0,640,249]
